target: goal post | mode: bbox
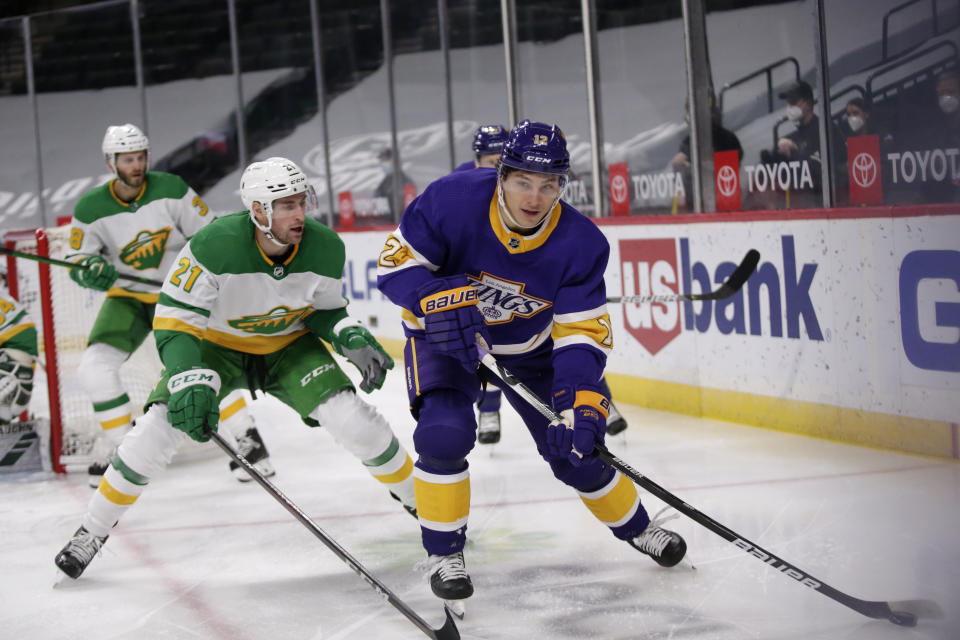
[5,225,163,473]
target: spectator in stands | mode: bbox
[834,97,895,204]
[374,147,415,220]
[759,80,821,206]
[672,91,744,212]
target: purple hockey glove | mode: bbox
[417,275,491,372]
[546,387,609,466]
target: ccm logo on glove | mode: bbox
[420,286,478,314]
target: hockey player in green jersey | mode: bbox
[68,124,274,487]
[0,282,37,425]
[55,156,417,580]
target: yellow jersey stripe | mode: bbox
[372,455,414,485]
[97,478,141,506]
[579,473,638,524]
[153,316,204,339]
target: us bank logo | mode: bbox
[619,237,823,356]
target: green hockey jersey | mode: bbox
[154,212,350,357]
[70,171,211,300]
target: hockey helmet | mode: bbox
[499,120,570,179]
[472,124,508,157]
[102,123,149,175]
[240,157,315,243]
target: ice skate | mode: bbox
[54,526,108,579]
[229,426,276,482]
[605,401,628,436]
[629,510,686,567]
[424,551,472,618]
[477,410,501,444]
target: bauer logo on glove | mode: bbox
[420,286,478,314]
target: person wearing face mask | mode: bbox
[758,81,822,205]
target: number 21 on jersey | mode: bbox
[169,258,203,292]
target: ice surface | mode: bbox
[1,365,957,639]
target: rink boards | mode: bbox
[338,205,960,459]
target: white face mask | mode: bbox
[847,115,865,133]
[939,94,959,114]
[786,105,803,122]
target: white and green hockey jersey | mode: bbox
[70,171,212,300]
[0,285,37,356]
[154,212,350,358]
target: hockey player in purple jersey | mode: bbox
[377,120,686,610]
[457,124,629,444]
[452,124,508,173]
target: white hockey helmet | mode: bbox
[240,157,313,244]
[102,123,149,176]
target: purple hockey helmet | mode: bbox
[472,124,508,156]
[499,120,570,176]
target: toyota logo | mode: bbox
[611,174,628,203]
[852,152,877,188]
[716,165,738,197]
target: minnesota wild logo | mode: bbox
[120,228,172,270]
[227,305,312,335]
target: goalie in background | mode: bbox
[67,123,275,487]
[55,157,418,581]
[0,280,37,426]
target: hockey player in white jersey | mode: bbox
[68,124,274,487]
[55,157,417,580]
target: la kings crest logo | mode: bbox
[227,305,312,335]
[120,228,172,270]
[467,272,551,324]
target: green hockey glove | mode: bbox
[166,366,221,441]
[331,323,394,393]
[69,255,118,291]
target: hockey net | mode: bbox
[4,225,163,473]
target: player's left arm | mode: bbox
[546,239,613,465]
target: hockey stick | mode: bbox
[478,351,941,628]
[0,246,164,287]
[207,429,460,640]
[606,248,760,304]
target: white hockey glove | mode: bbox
[0,349,35,423]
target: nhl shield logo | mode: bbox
[273,265,285,278]
[508,237,520,249]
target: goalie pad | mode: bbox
[0,349,34,423]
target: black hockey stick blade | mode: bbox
[593,443,942,628]
[607,248,760,304]
[476,353,940,628]
[208,430,460,640]
[0,246,164,287]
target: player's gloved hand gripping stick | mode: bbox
[330,321,394,393]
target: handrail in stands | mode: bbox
[718,56,800,115]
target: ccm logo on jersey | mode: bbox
[420,286,478,314]
[300,363,336,386]
[732,539,822,590]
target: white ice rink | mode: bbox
[1,365,957,640]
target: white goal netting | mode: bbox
[6,225,163,471]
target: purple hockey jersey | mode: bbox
[376,169,612,386]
